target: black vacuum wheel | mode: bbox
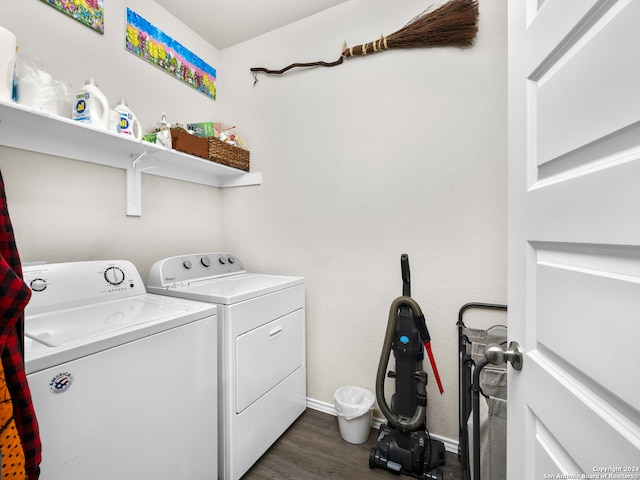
[369,448,376,469]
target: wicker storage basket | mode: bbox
[170,128,250,172]
[207,137,250,172]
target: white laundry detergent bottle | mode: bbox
[72,77,108,128]
[113,98,142,140]
[0,26,17,101]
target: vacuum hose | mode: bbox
[376,296,427,432]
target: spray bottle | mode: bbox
[156,112,172,149]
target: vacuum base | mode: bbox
[369,424,446,480]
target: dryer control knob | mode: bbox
[183,260,192,269]
[30,278,47,292]
[228,256,235,264]
[200,256,211,267]
[104,266,125,285]
[218,256,226,265]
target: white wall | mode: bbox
[0,0,507,445]
[0,0,224,277]
[219,0,507,442]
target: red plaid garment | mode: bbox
[0,170,41,479]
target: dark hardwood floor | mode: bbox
[243,408,463,480]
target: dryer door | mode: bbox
[235,309,304,413]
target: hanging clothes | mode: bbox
[0,170,41,480]
[0,359,26,478]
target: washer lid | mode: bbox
[161,273,304,304]
[24,294,217,374]
[26,297,190,347]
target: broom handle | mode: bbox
[250,56,344,84]
[250,36,387,83]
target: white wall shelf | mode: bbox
[0,100,261,216]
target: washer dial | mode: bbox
[104,266,125,285]
[30,278,48,292]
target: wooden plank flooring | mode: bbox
[243,409,463,480]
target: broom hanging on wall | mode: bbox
[250,0,479,84]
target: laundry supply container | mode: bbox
[334,386,375,444]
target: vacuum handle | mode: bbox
[401,254,411,297]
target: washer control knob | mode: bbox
[200,256,211,267]
[104,266,125,286]
[30,278,48,292]
[218,256,226,265]
[228,256,235,264]
[183,260,192,269]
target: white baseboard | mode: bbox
[306,397,459,454]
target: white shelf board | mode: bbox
[0,100,261,188]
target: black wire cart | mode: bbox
[457,302,508,480]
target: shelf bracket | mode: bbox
[126,166,142,217]
[126,151,159,216]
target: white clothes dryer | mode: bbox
[23,260,218,480]
[147,252,306,480]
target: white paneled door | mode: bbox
[508,0,640,477]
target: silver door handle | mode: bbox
[484,341,523,371]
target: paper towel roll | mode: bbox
[0,26,17,101]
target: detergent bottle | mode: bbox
[113,98,142,140]
[72,77,109,128]
[0,26,17,102]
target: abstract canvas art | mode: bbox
[125,8,216,100]
[40,0,104,34]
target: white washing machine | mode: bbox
[147,252,306,480]
[23,260,218,480]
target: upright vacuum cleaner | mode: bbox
[369,254,446,480]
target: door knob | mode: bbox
[484,341,523,370]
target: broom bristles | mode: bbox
[342,0,478,58]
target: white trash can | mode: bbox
[334,386,375,444]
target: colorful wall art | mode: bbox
[40,0,104,34]
[125,8,216,101]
